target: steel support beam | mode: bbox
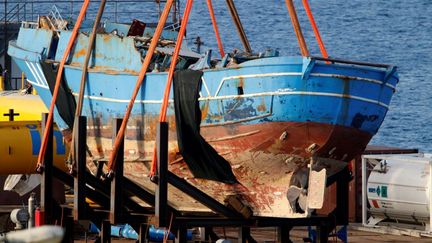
[277,226,292,243]
[175,228,188,243]
[167,171,241,218]
[139,223,149,243]
[74,116,87,220]
[40,113,53,225]
[101,220,111,243]
[110,118,124,224]
[61,215,74,243]
[239,227,257,243]
[155,122,169,227]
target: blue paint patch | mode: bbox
[28,127,66,155]
[53,130,66,154]
[29,129,41,155]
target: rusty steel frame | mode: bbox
[73,116,87,220]
[37,114,349,242]
[110,118,124,224]
[40,113,53,225]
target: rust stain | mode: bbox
[101,34,113,42]
[256,97,267,112]
[201,102,209,121]
[74,48,87,58]
[67,63,139,75]
[238,77,244,88]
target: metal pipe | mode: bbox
[284,0,309,56]
[225,0,251,53]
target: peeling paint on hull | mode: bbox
[8,26,398,218]
[82,120,370,217]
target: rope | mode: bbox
[206,0,225,57]
[284,0,309,56]
[302,0,328,58]
[106,0,175,176]
[150,0,194,176]
[36,0,90,172]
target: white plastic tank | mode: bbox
[366,156,431,225]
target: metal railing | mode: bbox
[0,0,179,24]
[0,2,26,23]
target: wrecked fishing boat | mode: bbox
[8,0,398,217]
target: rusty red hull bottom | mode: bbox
[86,121,372,217]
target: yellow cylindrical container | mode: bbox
[0,121,68,174]
[0,93,48,121]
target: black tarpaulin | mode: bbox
[174,70,237,184]
[40,62,76,129]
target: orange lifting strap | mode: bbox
[149,0,195,176]
[36,0,91,172]
[206,0,225,57]
[302,0,328,58]
[106,0,175,175]
[285,0,309,56]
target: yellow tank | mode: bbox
[0,120,68,174]
[0,91,48,121]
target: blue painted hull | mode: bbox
[8,25,398,217]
